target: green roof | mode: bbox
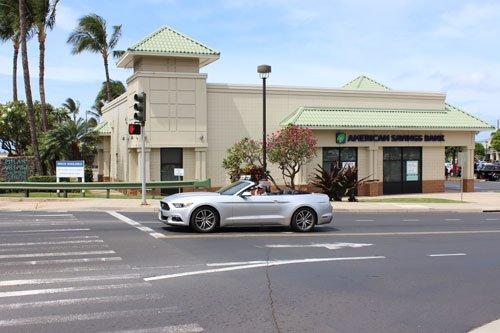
[95,121,111,136]
[280,105,493,130]
[128,26,219,56]
[281,75,494,131]
[342,75,391,91]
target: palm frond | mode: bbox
[108,24,121,49]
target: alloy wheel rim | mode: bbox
[296,210,314,230]
[194,209,215,231]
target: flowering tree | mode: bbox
[222,138,262,182]
[267,125,317,189]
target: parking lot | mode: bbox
[1,210,500,332]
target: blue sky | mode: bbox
[0,0,498,139]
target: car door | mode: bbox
[229,195,283,225]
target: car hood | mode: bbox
[162,192,220,202]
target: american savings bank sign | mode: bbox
[336,133,445,144]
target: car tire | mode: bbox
[291,207,316,232]
[190,206,218,233]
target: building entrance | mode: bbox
[161,148,183,195]
[383,147,422,194]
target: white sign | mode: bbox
[174,168,184,177]
[56,160,84,178]
[342,161,356,169]
[406,160,419,181]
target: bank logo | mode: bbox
[336,132,347,144]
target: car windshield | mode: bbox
[217,181,252,195]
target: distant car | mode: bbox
[476,163,500,181]
[158,180,333,232]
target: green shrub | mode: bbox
[84,166,94,182]
[27,175,57,182]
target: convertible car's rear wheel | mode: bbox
[291,207,316,232]
[190,206,218,233]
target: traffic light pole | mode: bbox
[140,121,146,205]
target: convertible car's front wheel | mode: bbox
[291,207,316,232]
[190,206,218,233]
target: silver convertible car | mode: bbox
[158,180,333,233]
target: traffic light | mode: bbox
[133,92,146,123]
[128,123,141,135]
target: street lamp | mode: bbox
[257,64,271,177]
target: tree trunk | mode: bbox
[38,27,48,131]
[103,54,111,101]
[12,40,19,102]
[19,0,43,174]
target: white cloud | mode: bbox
[55,4,79,32]
[434,2,500,38]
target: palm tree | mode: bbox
[67,14,121,102]
[62,98,79,122]
[42,119,98,163]
[19,0,42,174]
[0,0,20,101]
[30,0,59,132]
[93,79,125,115]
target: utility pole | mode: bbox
[133,93,147,205]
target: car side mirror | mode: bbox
[241,191,252,197]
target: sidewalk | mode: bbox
[0,191,498,213]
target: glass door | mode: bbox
[383,147,422,194]
[160,148,183,195]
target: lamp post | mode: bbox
[257,64,271,177]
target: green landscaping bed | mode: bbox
[361,198,465,203]
[0,191,161,200]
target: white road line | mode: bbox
[0,256,122,267]
[445,219,461,221]
[0,239,104,247]
[0,244,108,253]
[0,282,150,298]
[0,264,132,276]
[0,294,170,310]
[264,242,373,250]
[403,219,420,222]
[108,211,165,240]
[428,253,467,257]
[0,214,74,217]
[355,219,374,222]
[0,250,115,259]
[108,323,204,333]
[486,218,500,221]
[145,256,386,281]
[0,307,176,327]
[0,273,141,286]
[0,228,90,234]
[207,260,267,267]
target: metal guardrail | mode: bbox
[0,179,211,198]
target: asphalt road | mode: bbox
[1,211,500,332]
[445,180,500,192]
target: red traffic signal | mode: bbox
[128,123,141,135]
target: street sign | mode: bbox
[174,168,184,177]
[56,160,84,178]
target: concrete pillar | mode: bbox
[102,148,111,181]
[462,146,475,192]
[368,146,377,180]
[195,148,207,180]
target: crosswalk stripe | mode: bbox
[0,273,141,287]
[0,307,175,327]
[0,240,104,247]
[0,256,122,267]
[0,282,150,298]
[0,264,132,276]
[107,323,204,333]
[0,228,90,234]
[0,250,115,259]
[0,294,168,310]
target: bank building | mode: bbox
[96,26,494,195]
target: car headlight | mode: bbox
[171,202,193,208]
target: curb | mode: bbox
[469,319,500,333]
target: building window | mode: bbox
[322,147,357,171]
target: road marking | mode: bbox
[355,219,374,222]
[145,256,386,281]
[264,242,373,250]
[207,260,267,267]
[0,273,141,287]
[107,211,166,239]
[428,253,466,257]
[486,218,500,221]
[0,256,122,267]
[445,219,461,221]
[0,294,168,310]
[0,264,132,276]
[0,239,104,247]
[0,213,74,217]
[0,307,176,327]
[0,250,115,259]
[152,229,500,239]
[109,323,204,333]
[403,219,420,222]
[0,282,150,298]
[0,228,90,234]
